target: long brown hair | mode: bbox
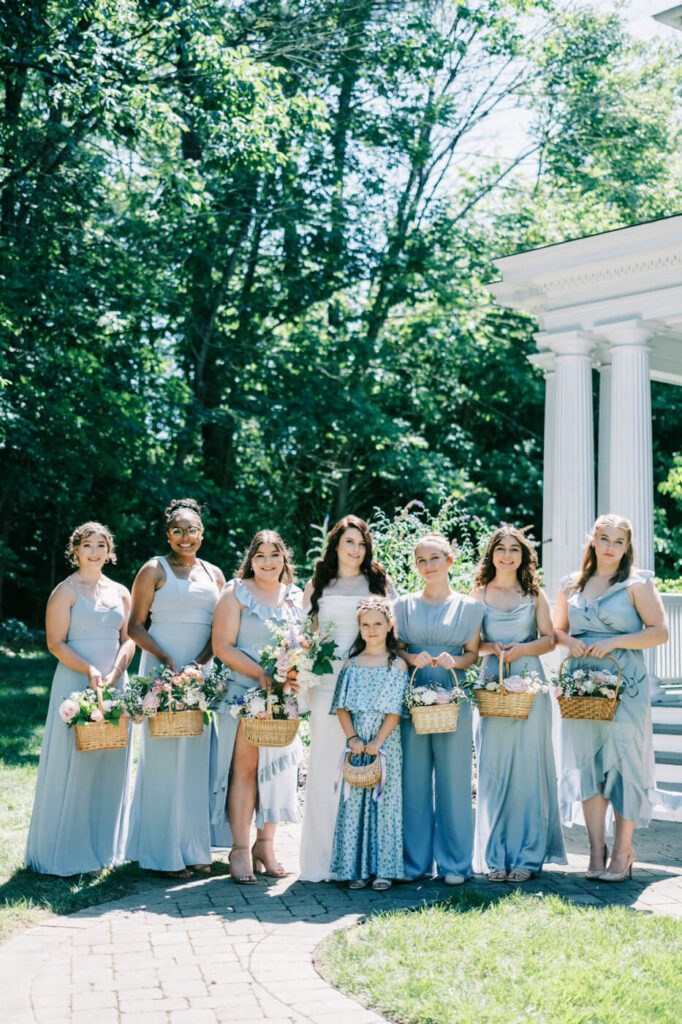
[474,525,540,596]
[309,515,389,616]
[236,530,295,584]
[572,514,635,592]
[347,597,402,666]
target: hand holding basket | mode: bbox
[475,659,537,720]
[74,686,128,752]
[555,654,621,722]
[408,666,460,735]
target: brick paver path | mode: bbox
[2,820,681,1024]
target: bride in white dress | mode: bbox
[299,516,394,882]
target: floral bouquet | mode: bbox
[406,667,466,735]
[59,685,130,752]
[552,666,619,700]
[228,625,308,747]
[552,656,622,722]
[128,662,230,737]
[467,666,546,720]
[59,685,129,727]
[468,668,547,696]
[296,618,338,688]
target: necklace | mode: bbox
[168,553,195,573]
[333,573,363,592]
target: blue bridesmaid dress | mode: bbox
[393,593,484,879]
[329,661,409,881]
[473,595,566,874]
[560,570,682,828]
[26,589,133,875]
[126,556,219,871]
[209,580,303,847]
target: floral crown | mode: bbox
[356,596,393,621]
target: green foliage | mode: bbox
[2,0,682,620]
[368,497,492,595]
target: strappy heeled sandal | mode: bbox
[251,839,287,877]
[229,845,257,885]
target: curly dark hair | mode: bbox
[309,515,389,617]
[236,530,295,584]
[474,525,540,596]
[347,596,402,666]
[572,514,635,592]
[164,497,203,526]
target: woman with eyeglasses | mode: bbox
[126,498,225,877]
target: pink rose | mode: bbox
[283,699,299,719]
[606,690,616,699]
[142,692,160,712]
[434,689,452,704]
[90,708,104,722]
[276,651,292,674]
[256,710,270,719]
[503,675,527,693]
[554,686,562,698]
[578,689,584,696]
[59,699,78,723]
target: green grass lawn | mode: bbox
[0,644,231,943]
[319,889,682,1024]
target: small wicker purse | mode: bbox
[342,748,383,789]
[556,654,622,722]
[476,660,537,720]
[408,666,460,735]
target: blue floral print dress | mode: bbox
[329,660,409,881]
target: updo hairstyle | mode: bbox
[236,530,295,584]
[413,532,455,560]
[66,522,116,566]
[164,497,204,527]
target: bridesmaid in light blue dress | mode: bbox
[471,526,565,881]
[26,522,135,875]
[210,530,303,883]
[126,499,224,877]
[554,514,676,882]
[393,534,483,884]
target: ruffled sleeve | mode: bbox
[232,579,302,623]
[611,569,655,594]
[559,573,579,595]
[330,663,351,714]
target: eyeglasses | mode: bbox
[169,527,202,538]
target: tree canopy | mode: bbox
[2,0,682,620]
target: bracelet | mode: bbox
[348,734,360,742]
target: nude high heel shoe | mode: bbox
[585,844,608,880]
[600,850,635,882]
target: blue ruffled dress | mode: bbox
[474,596,566,874]
[560,570,682,828]
[329,661,409,881]
[209,580,303,847]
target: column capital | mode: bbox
[535,330,595,359]
[528,350,555,374]
[595,318,654,349]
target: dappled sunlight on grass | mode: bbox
[319,889,682,1024]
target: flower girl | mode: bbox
[329,597,409,891]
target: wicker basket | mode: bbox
[342,750,382,789]
[476,660,537,720]
[408,667,460,734]
[74,687,129,752]
[242,715,300,748]
[556,654,621,722]
[148,707,204,737]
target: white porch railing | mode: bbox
[656,594,682,684]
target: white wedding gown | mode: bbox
[299,594,365,881]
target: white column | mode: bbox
[597,355,611,516]
[529,350,557,596]
[541,331,596,593]
[600,320,655,572]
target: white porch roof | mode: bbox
[490,214,682,385]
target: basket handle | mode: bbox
[408,664,459,701]
[558,652,622,700]
[497,657,511,694]
[95,685,105,716]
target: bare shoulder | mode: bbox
[48,578,77,608]
[394,655,409,673]
[469,585,484,601]
[136,557,166,583]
